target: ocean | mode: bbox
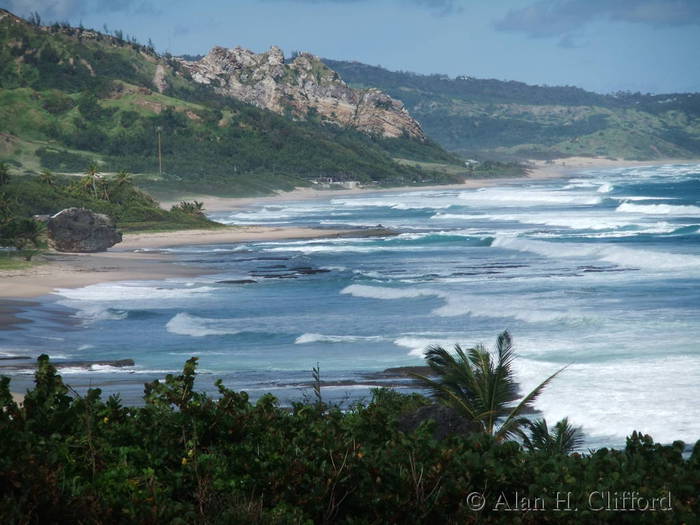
[3,163,700,449]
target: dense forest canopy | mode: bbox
[324,59,700,161]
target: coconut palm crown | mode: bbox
[520,417,584,454]
[412,330,565,442]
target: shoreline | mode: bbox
[159,156,700,212]
[0,226,388,302]
[2,156,697,303]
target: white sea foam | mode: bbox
[263,243,425,254]
[74,305,128,323]
[516,355,700,444]
[340,284,441,301]
[457,188,602,207]
[166,313,241,337]
[330,196,453,211]
[393,336,464,356]
[610,196,672,201]
[616,202,700,215]
[597,183,614,193]
[56,282,215,302]
[491,236,700,270]
[432,211,641,231]
[341,285,592,324]
[295,333,386,344]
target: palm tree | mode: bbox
[412,331,565,441]
[520,417,584,454]
[172,200,205,217]
[39,169,56,186]
[114,169,132,188]
[83,162,101,198]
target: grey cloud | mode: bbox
[2,0,83,19]
[1,0,158,20]
[495,0,700,39]
[261,0,461,15]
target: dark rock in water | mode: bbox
[216,279,258,285]
[398,404,480,440]
[370,365,434,379]
[291,266,331,275]
[48,208,122,253]
[60,359,135,368]
[331,227,398,239]
[0,358,135,371]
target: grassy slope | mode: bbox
[0,11,465,199]
[2,173,219,232]
[324,59,700,161]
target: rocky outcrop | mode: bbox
[48,208,122,253]
[180,46,426,140]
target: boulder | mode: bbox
[48,208,122,253]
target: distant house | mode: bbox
[312,177,362,189]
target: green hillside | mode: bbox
[324,59,700,161]
[0,10,463,198]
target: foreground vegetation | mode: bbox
[326,60,700,161]
[1,334,697,524]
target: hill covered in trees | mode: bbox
[324,59,700,161]
[0,9,463,197]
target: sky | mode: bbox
[2,0,699,94]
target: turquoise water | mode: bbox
[3,163,700,448]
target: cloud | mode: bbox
[1,0,158,20]
[260,0,461,15]
[494,0,700,39]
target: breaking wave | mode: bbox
[166,313,241,337]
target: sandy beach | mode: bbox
[0,226,380,300]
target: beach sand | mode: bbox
[0,226,374,301]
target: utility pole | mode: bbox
[156,126,163,177]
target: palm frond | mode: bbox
[495,365,567,441]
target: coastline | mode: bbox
[159,156,699,212]
[0,226,385,301]
[2,156,697,302]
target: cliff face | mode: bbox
[180,46,426,141]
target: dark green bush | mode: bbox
[0,358,697,524]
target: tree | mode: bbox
[28,11,41,26]
[83,162,101,198]
[0,163,10,186]
[114,169,132,187]
[0,217,45,259]
[520,417,584,454]
[39,169,56,186]
[171,200,205,217]
[412,331,565,441]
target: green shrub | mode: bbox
[0,357,697,523]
